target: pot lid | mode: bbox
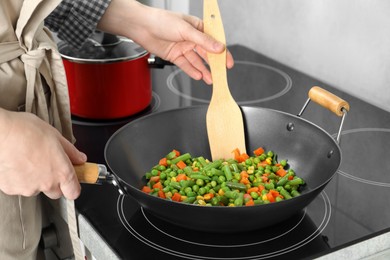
[58,31,148,63]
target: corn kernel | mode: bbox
[228,203,235,207]
[196,195,204,200]
[198,200,206,206]
[181,195,187,201]
[266,158,272,165]
[247,166,255,174]
[166,192,172,198]
[171,177,177,182]
[218,189,225,196]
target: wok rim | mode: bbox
[104,105,342,210]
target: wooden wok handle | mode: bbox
[308,86,350,116]
[74,162,101,184]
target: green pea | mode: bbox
[192,185,199,193]
[196,179,204,186]
[151,169,159,176]
[250,191,259,199]
[280,160,287,167]
[245,159,252,166]
[184,187,192,194]
[198,187,206,195]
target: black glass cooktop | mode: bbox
[73,45,390,259]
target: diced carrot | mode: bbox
[240,171,249,178]
[172,149,181,157]
[240,177,250,185]
[176,160,187,169]
[158,190,166,199]
[243,193,252,200]
[269,189,280,198]
[153,182,163,190]
[258,161,268,167]
[266,192,276,203]
[159,157,168,167]
[150,176,160,183]
[258,184,265,192]
[232,148,241,161]
[247,187,259,194]
[232,148,250,163]
[276,168,287,177]
[261,176,268,182]
[171,192,182,202]
[288,175,294,180]
[141,186,152,193]
[253,147,265,156]
[245,199,255,206]
[176,173,187,182]
[239,153,250,162]
[203,193,214,201]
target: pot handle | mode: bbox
[298,86,350,143]
[148,56,174,68]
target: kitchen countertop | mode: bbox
[73,45,390,259]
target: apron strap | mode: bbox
[14,1,83,259]
[0,41,25,64]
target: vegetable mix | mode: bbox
[141,147,306,207]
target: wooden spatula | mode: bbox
[204,0,246,160]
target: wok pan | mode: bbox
[75,86,349,232]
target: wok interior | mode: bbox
[106,106,341,192]
[105,106,341,231]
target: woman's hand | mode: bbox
[0,109,86,200]
[98,0,234,85]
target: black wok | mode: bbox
[76,86,349,233]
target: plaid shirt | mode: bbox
[45,0,112,49]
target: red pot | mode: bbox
[59,33,152,119]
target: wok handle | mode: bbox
[308,86,350,116]
[74,162,106,184]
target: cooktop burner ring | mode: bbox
[166,61,292,105]
[117,191,331,260]
[335,127,390,187]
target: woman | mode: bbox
[0,0,233,259]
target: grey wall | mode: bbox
[189,0,390,112]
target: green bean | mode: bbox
[231,163,240,173]
[222,165,233,181]
[166,151,177,160]
[203,159,223,171]
[225,181,247,191]
[211,168,223,176]
[234,193,244,206]
[142,148,306,207]
[197,156,208,167]
[287,177,303,186]
[190,174,211,181]
[276,174,290,186]
[291,190,301,197]
[224,190,238,199]
[171,153,191,164]
[183,197,196,204]
[169,181,181,190]
[279,188,292,200]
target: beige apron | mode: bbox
[0,1,80,259]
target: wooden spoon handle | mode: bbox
[204,0,227,91]
[309,86,350,116]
